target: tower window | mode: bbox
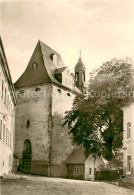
[67,93,71,97]
[57,89,61,94]
[83,72,85,82]
[75,72,79,81]
[51,54,58,65]
[27,120,30,128]
[32,62,38,70]
[35,88,41,92]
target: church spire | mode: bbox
[75,50,86,94]
[75,50,85,69]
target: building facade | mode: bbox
[14,40,86,177]
[122,100,134,186]
[0,37,17,176]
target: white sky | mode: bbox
[1,0,134,82]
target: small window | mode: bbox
[67,93,71,97]
[74,167,79,175]
[89,168,92,175]
[32,62,38,70]
[27,120,30,128]
[127,122,131,139]
[127,155,131,173]
[51,54,58,65]
[35,88,41,92]
[57,89,61,94]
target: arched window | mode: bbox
[27,120,30,128]
[75,72,79,81]
[23,139,32,153]
[83,72,85,82]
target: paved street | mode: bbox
[0,174,133,195]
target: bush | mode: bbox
[95,170,123,181]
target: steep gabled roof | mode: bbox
[15,40,81,94]
[14,41,51,88]
[66,148,87,164]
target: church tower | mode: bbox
[14,40,81,178]
[75,51,86,93]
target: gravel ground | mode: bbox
[0,174,134,195]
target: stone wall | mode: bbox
[51,85,76,177]
[14,84,52,175]
[14,82,77,177]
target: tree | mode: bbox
[64,57,134,163]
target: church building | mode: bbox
[14,40,86,177]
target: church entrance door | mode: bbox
[22,139,32,172]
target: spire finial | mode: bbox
[79,49,82,58]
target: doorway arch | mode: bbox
[22,139,32,172]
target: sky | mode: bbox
[1,0,134,82]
